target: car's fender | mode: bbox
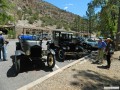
[15,50,25,56]
[47,49,55,55]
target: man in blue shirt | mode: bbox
[0,31,7,61]
[96,38,107,64]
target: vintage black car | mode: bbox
[48,30,84,61]
[14,31,55,75]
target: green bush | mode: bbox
[17,10,23,20]
[7,29,16,39]
[41,23,45,27]
[28,17,34,24]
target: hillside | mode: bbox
[10,0,82,30]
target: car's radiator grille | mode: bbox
[30,45,42,57]
[69,44,76,51]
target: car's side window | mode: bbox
[53,31,60,40]
[87,39,94,42]
[55,32,59,39]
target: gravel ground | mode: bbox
[29,51,120,90]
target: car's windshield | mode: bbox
[38,33,50,39]
[19,34,43,41]
[60,33,72,41]
[86,38,96,42]
[77,37,85,42]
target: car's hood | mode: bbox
[87,41,97,44]
[60,41,74,45]
[86,41,98,46]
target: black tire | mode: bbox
[14,56,21,75]
[14,55,24,75]
[82,48,87,54]
[47,54,55,68]
[86,45,92,53]
[58,49,65,62]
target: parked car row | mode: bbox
[14,29,98,75]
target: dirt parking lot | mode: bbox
[29,51,120,90]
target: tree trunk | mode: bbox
[116,7,120,50]
[118,7,120,32]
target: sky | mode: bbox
[43,0,92,17]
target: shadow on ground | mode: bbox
[70,69,120,90]
[7,55,53,77]
[56,54,87,62]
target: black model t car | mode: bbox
[48,30,84,61]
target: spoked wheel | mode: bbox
[47,54,55,68]
[58,49,65,62]
[84,44,92,53]
[83,49,88,54]
[87,45,92,53]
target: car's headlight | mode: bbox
[67,46,70,50]
[63,47,66,50]
[26,50,30,55]
[75,46,79,50]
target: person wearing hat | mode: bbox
[0,31,7,61]
[105,38,113,69]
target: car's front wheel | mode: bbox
[87,45,92,52]
[84,44,92,53]
[58,49,65,62]
[47,54,55,68]
[14,56,21,75]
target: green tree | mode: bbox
[86,0,119,39]
[0,0,13,25]
[71,15,81,32]
[86,2,96,37]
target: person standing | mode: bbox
[105,38,112,69]
[96,38,106,64]
[0,31,7,61]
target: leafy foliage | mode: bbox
[7,29,16,39]
[86,0,120,39]
[0,0,13,25]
